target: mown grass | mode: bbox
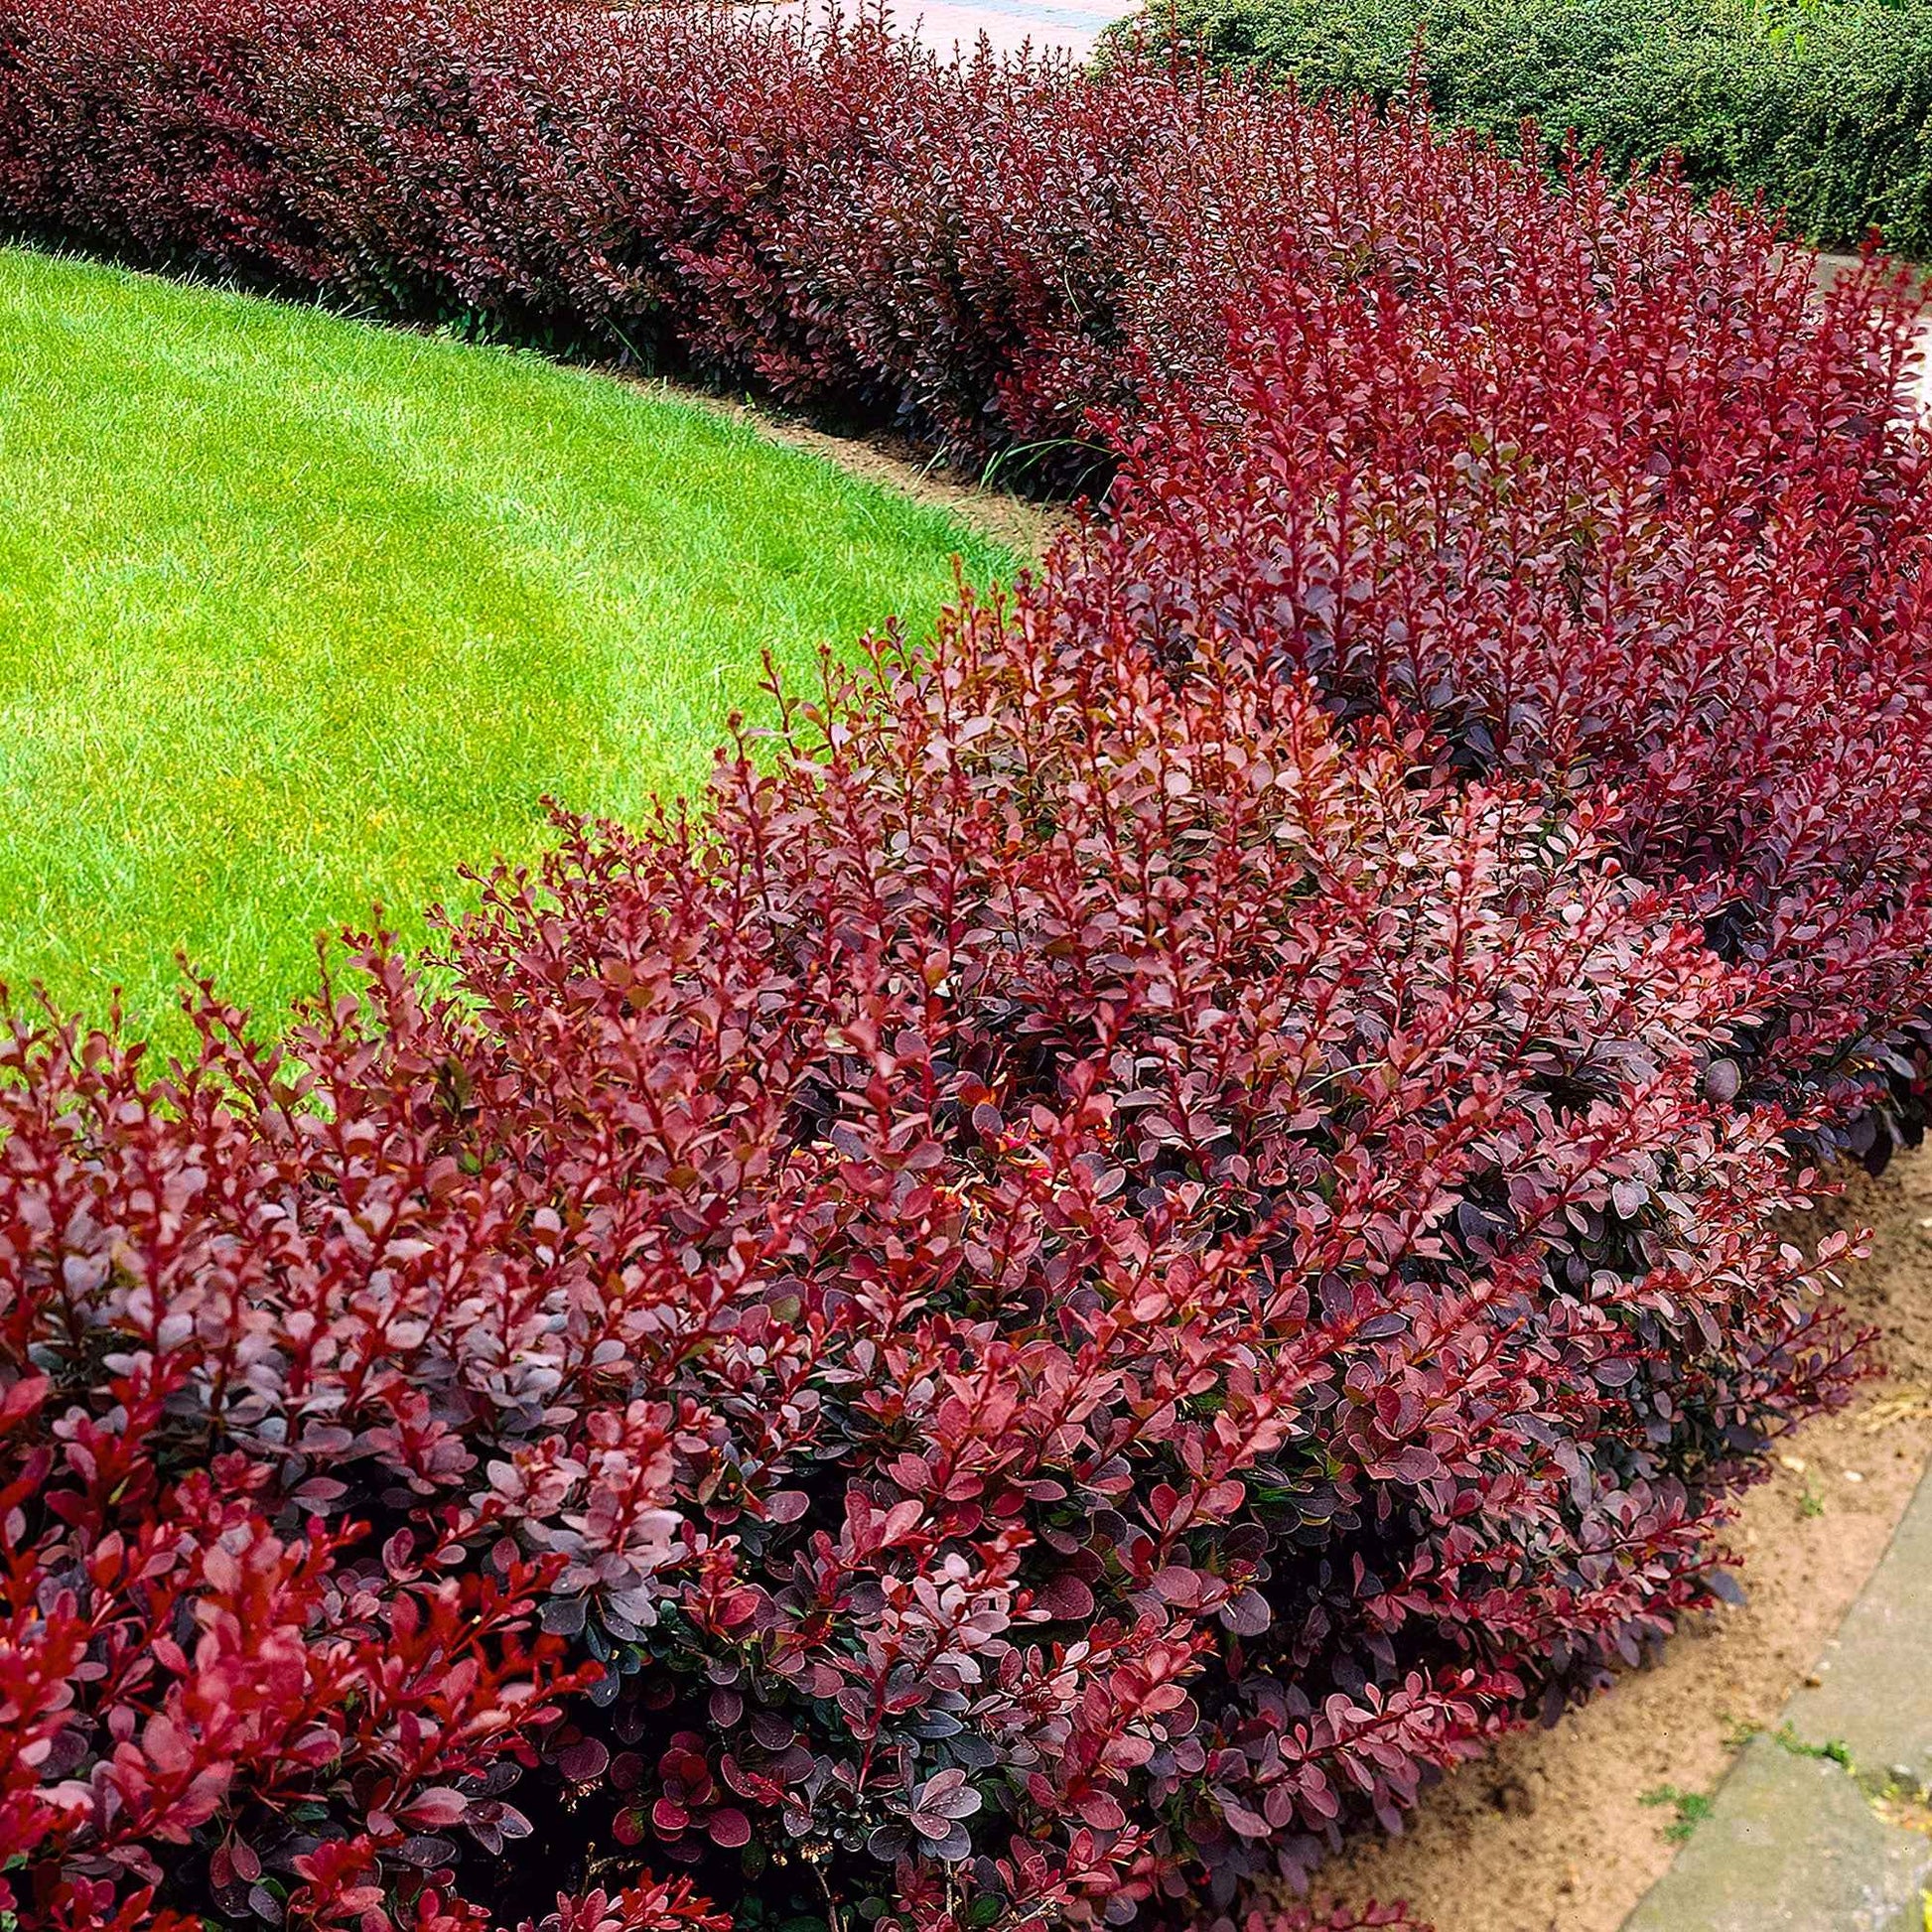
[0,248,1015,1046]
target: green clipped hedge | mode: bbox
[1107,0,1932,259]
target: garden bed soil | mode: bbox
[621,373,1072,558]
[1310,1144,1932,1932]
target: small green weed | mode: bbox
[1773,1725,1856,1768]
[1639,1783,1717,1843]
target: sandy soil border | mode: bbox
[614,371,1072,560]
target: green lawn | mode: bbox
[0,249,1013,1045]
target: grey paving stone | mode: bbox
[1622,1470,1932,1932]
[1783,1472,1932,1785]
[1621,1741,1932,1932]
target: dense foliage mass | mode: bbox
[2,5,1931,1931]
[1079,228,1932,1156]
[0,609,1863,1932]
[0,0,1267,484]
[1109,0,1932,262]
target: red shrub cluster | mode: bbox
[1077,209,1932,1149]
[22,0,1903,490]
[0,583,1863,1931]
[4,0,1930,1114]
[3,3,1929,1928]
[0,0,1241,479]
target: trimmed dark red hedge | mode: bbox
[0,611,1863,1932]
[4,0,1928,1118]
[1082,230,1932,1154]
[1,4,1931,1931]
[0,0,1254,483]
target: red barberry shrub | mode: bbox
[1077,182,1932,1149]
[0,3,1920,1924]
[0,569,1863,1930]
[0,0,1233,478]
[4,0,1931,1128]
[0,0,1484,477]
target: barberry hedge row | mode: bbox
[0,611,1863,1932]
[0,0,1258,483]
[1080,223,1932,1157]
[9,0,1928,1127]
[3,4,1932,1931]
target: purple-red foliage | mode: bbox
[3,0,1930,1118]
[1,4,1927,1928]
[1077,211,1932,1147]
[0,0,1249,476]
[0,578,1863,1930]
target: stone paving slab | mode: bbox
[1622,1469,1932,1932]
[1789,1459,1932,1779]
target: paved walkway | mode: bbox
[1622,1466,1932,1931]
[759,0,1139,58]
[891,0,1134,56]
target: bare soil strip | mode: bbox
[617,374,1071,559]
